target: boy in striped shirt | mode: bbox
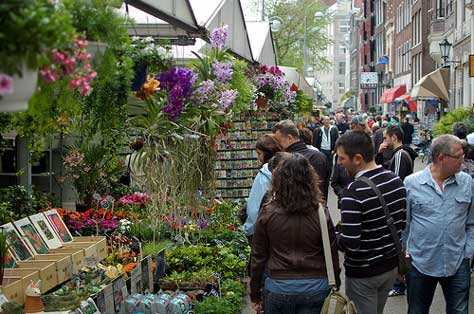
[335,130,407,314]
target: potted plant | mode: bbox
[128,37,173,90]
[0,0,74,112]
[63,0,130,57]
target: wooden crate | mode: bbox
[62,242,96,259]
[73,236,108,261]
[33,254,72,283]
[4,269,40,304]
[15,261,57,292]
[0,277,23,304]
[47,248,85,274]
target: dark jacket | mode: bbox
[373,127,385,154]
[336,122,350,135]
[377,145,418,181]
[250,202,340,302]
[313,126,339,151]
[287,141,330,200]
[401,122,414,144]
[331,163,353,200]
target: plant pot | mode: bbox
[255,95,269,110]
[131,63,148,91]
[86,41,107,59]
[0,64,38,112]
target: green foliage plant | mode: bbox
[0,0,74,75]
[193,279,245,314]
[295,90,313,113]
[433,108,473,136]
[63,0,129,46]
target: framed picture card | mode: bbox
[3,249,16,269]
[130,264,142,294]
[141,256,153,292]
[43,209,73,243]
[1,223,33,261]
[14,218,49,255]
[29,213,62,249]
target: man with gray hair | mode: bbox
[403,134,474,313]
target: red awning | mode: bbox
[380,85,406,104]
[395,94,417,112]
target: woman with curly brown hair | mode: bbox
[250,154,340,314]
[242,134,283,237]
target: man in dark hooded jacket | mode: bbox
[273,120,330,201]
[376,125,418,181]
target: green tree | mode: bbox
[244,0,332,70]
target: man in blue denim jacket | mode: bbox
[402,134,474,314]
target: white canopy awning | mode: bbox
[124,0,254,62]
[246,21,276,66]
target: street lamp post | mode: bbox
[303,10,325,77]
[439,38,460,109]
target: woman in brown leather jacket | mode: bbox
[250,154,340,314]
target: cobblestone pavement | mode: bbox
[242,159,474,313]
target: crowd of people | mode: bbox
[243,114,474,314]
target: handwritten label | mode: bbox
[84,256,99,267]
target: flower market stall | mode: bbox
[0,0,317,313]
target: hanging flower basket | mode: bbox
[256,95,269,110]
[0,64,38,112]
[131,63,148,91]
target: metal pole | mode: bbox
[471,7,474,105]
[304,15,308,77]
[450,63,455,109]
[262,0,265,21]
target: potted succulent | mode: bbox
[0,0,74,112]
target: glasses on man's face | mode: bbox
[445,153,465,160]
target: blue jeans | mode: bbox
[264,289,330,314]
[406,259,471,314]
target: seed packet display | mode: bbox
[14,218,49,255]
[3,249,16,268]
[1,223,33,261]
[44,208,73,243]
[130,263,142,294]
[29,213,62,249]
[113,276,127,313]
[103,283,114,314]
[141,256,153,292]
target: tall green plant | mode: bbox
[433,108,474,136]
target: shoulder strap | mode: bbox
[318,204,336,287]
[258,169,271,181]
[357,176,403,255]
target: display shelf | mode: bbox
[216,176,254,180]
[214,167,259,171]
[216,186,253,190]
[216,148,255,152]
[216,157,255,161]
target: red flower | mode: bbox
[290,83,298,92]
[228,225,235,231]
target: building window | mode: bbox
[437,0,445,17]
[339,62,346,75]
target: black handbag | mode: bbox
[358,176,412,275]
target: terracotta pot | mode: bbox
[0,64,38,112]
[256,96,269,110]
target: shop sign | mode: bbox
[360,72,378,89]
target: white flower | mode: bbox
[131,36,140,42]
[144,36,154,43]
